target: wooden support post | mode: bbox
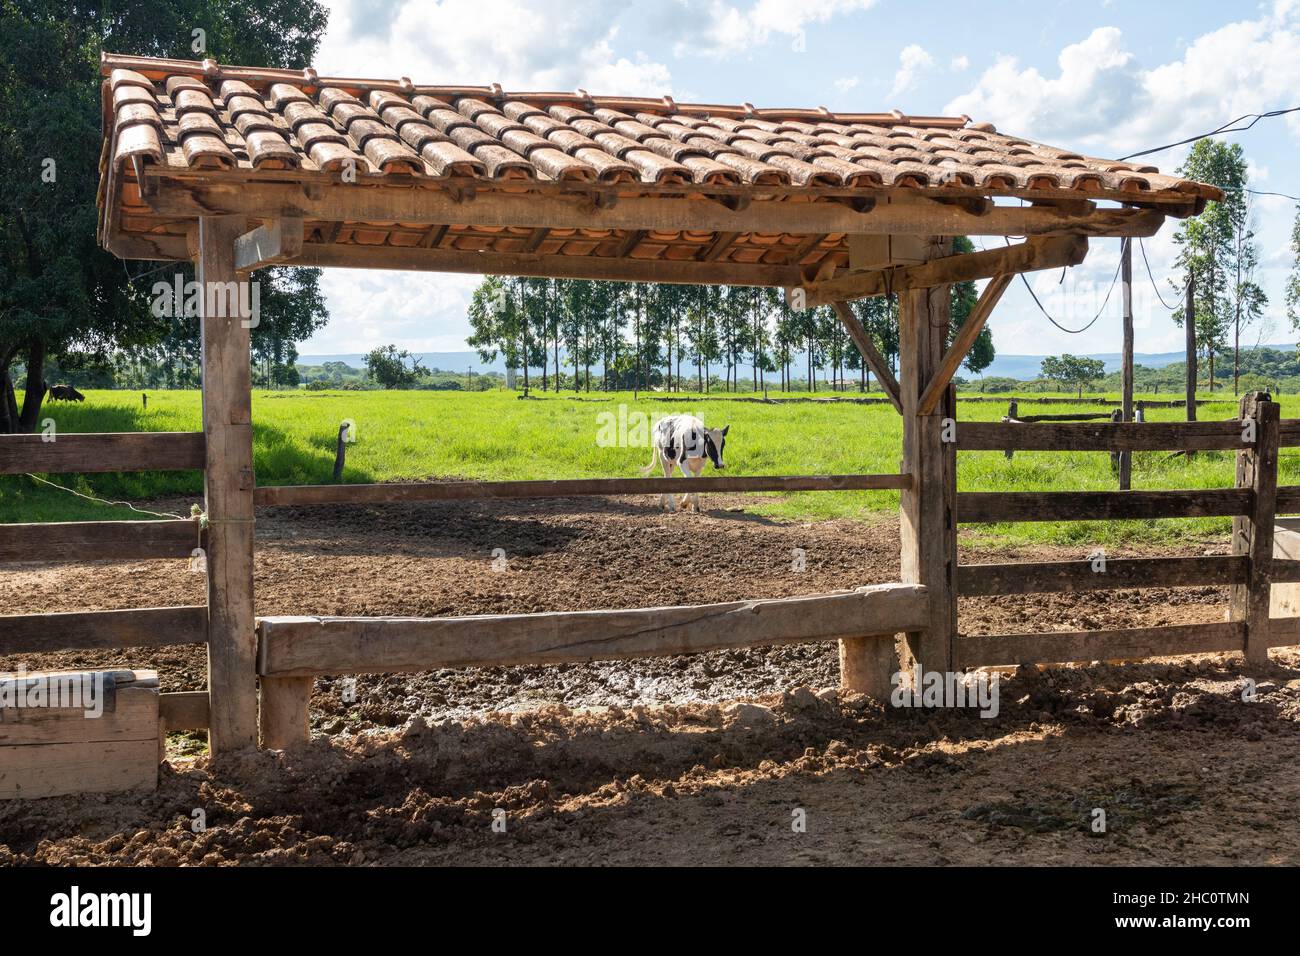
[1232,391,1279,665]
[897,277,958,680]
[841,244,956,698]
[198,215,258,752]
[1119,238,1134,489]
[259,676,313,749]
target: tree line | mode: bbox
[465,238,994,394]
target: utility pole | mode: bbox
[1120,238,1134,490]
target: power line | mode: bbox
[997,237,1125,335]
[1117,106,1300,160]
[1137,237,1185,312]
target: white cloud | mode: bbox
[316,0,673,93]
[889,44,935,98]
[834,75,860,93]
[946,3,1300,157]
[306,269,482,353]
[674,0,877,58]
[950,55,969,72]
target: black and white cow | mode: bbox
[641,414,729,513]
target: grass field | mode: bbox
[3,387,1292,548]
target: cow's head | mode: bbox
[703,424,729,469]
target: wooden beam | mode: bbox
[786,233,827,265]
[958,555,1247,596]
[794,235,1089,308]
[830,301,901,413]
[297,241,804,286]
[233,217,303,272]
[700,231,740,261]
[420,223,448,249]
[259,676,312,749]
[956,419,1250,452]
[198,215,259,753]
[521,227,549,253]
[143,181,1166,241]
[955,621,1244,668]
[616,229,648,257]
[1119,237,1134,488]
[957,488,1251,523]
[253,473,911,507]
[0,519,199,564]
[160,691,211,732]
[0,606,208,654]
[0,432,205,475]
[256,585,928,678]
[917,273,1012,415]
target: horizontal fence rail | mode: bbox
[1276,486,1300,515]
[253,473,911,507]
[956,621,1246,668]
[0,606,208,654]
[957,420,1250,452]
[0,432,205,475]
[257,584,927,676]
[160,691,210,732]
[958,555,1247,596]
[957,488,1251,524]
[0,519,200,564]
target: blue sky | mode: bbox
[301,0,1300,361]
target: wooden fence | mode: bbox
[4,391,1299,751]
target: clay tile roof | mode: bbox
[96,53,1223,277]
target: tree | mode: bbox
[1285,206,1300,344]
[0,0,330,432]
[1040,354,1106,398]
[365,345,427,389]
[1171,140,1251,393]
[948,237,995,378]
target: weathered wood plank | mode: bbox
[257,585,928,678]
[0,606,208,654]
[957,488,1250,523]
[955,621,1245,668]
[198,215,259,753]
[0,520,199,564]
[0,432,205,475]
[798,235,1088,308]
[0,738,158,799]
[144,181,1167,241]
[233,216,304,271]
[159,691,210,732]
[830,302,901,413]
[958,555,1247,596]
[1231,394,1279,664]
[259,676,312,749]
[956,420,1248,451]
[917,274,1012,415]
[253,473,911,507]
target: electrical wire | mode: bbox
[1117,106,1300,160]
[1137,238,1185,312]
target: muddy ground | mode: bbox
[2,495,1298,865]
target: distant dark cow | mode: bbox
[45,384,86,402]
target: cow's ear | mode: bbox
[722,424,730,436]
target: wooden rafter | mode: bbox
[916,273,1013,415]
[522,227,549,253]
[617,229,647,257]
[786,233,828,265]
[794,235,1087,308]
[831,301,901,413]
[700,231,739,261]
[421,223,449,249]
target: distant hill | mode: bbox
[300,343,1300,380]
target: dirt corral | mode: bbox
[3,496,1299,865]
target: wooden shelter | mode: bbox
[52,52,1290,757]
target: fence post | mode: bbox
[1231,391,1278,666]
[198,215,259,752]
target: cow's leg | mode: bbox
[660,453,678,511]
[683,456,705,513]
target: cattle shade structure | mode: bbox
[63,50,1277,757]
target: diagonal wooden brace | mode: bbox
[917,273,1013,415]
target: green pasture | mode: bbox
[2,387,1291,549]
